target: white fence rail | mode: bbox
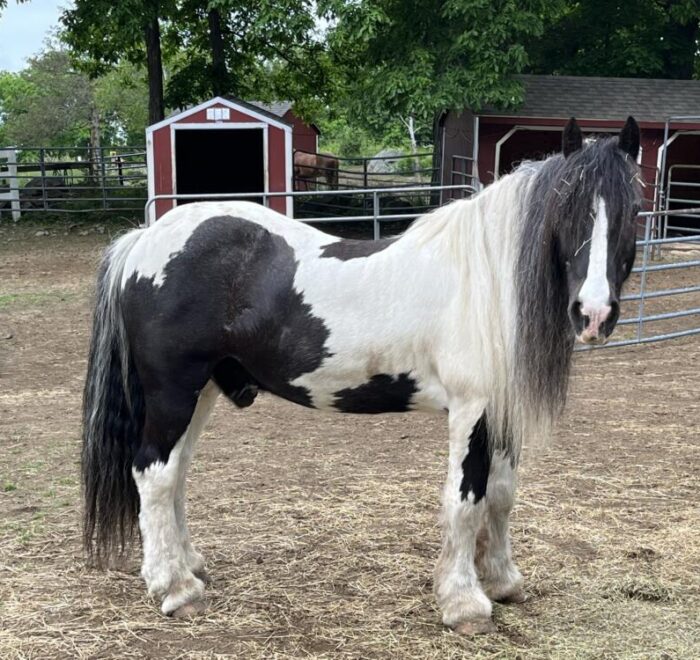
[0,148,21,221]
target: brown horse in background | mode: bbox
[294,151,339,191]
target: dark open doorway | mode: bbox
[498,129,561,177]
[174,128,265,204]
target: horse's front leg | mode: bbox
[435,400,494,634]
[476,452,525,603]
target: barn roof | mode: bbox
[482,75,700,123]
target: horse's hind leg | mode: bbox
[434,400,494,634]
[476,453,525,603]
[174,381,220,583]
[133,377,211,615]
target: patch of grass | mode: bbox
[3,483,17,492]
[0,291,77,309]
[22,460,45,476]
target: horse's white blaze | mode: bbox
[578,196,610,311]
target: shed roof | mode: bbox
[482,75,700,123]
[149,96,293,133]
[248,100,321,134]
[247,100,293,118]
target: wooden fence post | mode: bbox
[0,148,21,221]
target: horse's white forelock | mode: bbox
[407,167,546,458]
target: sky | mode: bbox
[0,0,71,72]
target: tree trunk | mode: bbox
[663,19,698,79]
[430,110,444,206]
[208,7,228,96]
[144,5,165,125]
[406,114,419,173]
[90,105,101,182]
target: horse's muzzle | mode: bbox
[570,300,619,345]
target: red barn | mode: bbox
[146,96,294,222]
[438,75,700,231]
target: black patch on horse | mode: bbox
[332,373,417,413]
[120,215,334,471]
[320,238,395,261]
[460,413,491,504]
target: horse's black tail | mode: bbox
[82,229,145,564]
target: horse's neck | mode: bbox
[407,174,526,276]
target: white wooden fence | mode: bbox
[0,148,20,221]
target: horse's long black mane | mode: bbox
[515,137,641,426]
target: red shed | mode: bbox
[146,96,293,222]
[438,75,700,230]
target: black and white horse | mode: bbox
[82,117,641,633]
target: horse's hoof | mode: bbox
[453,618,498,635]
[170,600,207,619]
[497,588,528,604]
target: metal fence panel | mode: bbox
[0,145,148,216]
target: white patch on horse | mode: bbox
[288,236,457,410]
[174,381,219,577]
[288,180,523,416]
[133,442,205,614]
[578,196,610,308]
[477,452,524,602]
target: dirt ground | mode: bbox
[1,222,699,659]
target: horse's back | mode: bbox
[124,202,335,286]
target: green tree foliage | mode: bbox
[62,0,173,123]
[320,0,553,134]
[0,71,35,144]
[527,0,700,78]
[93,64,150,144]
[161,0,326,110]
[0,49,150,147]
[1,49,93,146]
[62,0,325,124]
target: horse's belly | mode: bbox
[280,353,448,415]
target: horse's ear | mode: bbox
[618,116,640,160]
[562,117,583,158]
